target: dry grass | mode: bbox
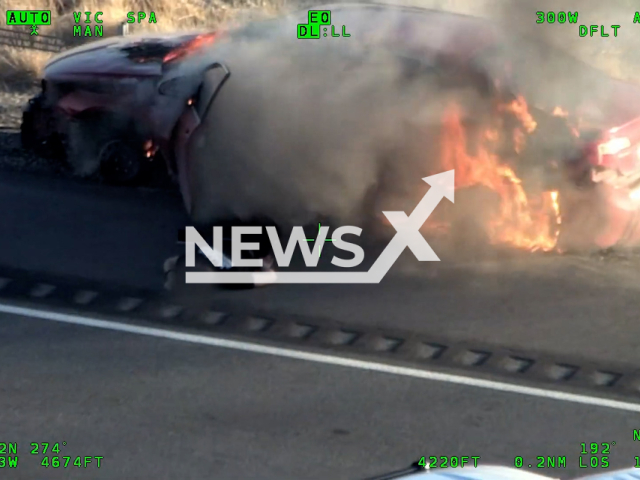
[3,0,640,89]
[0,0,287,88]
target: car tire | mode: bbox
[20,99,38,150]
[97,139,143,185]
[164,252,276,294]
[21,94,46,151]
[66,115,149,185]
[164,253,218,298]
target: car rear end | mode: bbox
[480,33,640,252]
[572,113,640,250]
[22,32,219,183]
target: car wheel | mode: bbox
[20,99,38,149]
[164,251,277,294]
[21,94,47,151]
[164,253,215,296]
[66,115,147,185]
[98,139,142,185]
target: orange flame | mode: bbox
[143,139,158,159]
[163,33,218,63]
[499,95,537,133]
[552,106,569,117]
[439,102,560,252]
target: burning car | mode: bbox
[167,3,640,259]
[23,3,640,283]
[21,31,218,184]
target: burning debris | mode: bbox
[431,96,563,254]
[163,33,218,63]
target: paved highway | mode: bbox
[2,170,640,368]
[1,311,640,480]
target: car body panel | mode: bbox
[174,105,202,213]
[169,63,229,213]
[25,30,219,183]
[44,33,203,80]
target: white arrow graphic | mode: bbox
[186,170,455,284]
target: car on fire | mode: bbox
[21,2,640,285]
[21,30,219,184]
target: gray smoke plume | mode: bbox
[178,1,640,255]
[184,7,488,231]
[497,0,640,82]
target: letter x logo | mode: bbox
[380,172,454,263]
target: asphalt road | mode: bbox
[2,311,640,480]
[2,170,640,369]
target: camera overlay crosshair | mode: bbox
[306,222,333,256]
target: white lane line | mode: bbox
[3,302,640,412]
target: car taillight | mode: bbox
[595,136,631,170]
[598,137,631,156]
